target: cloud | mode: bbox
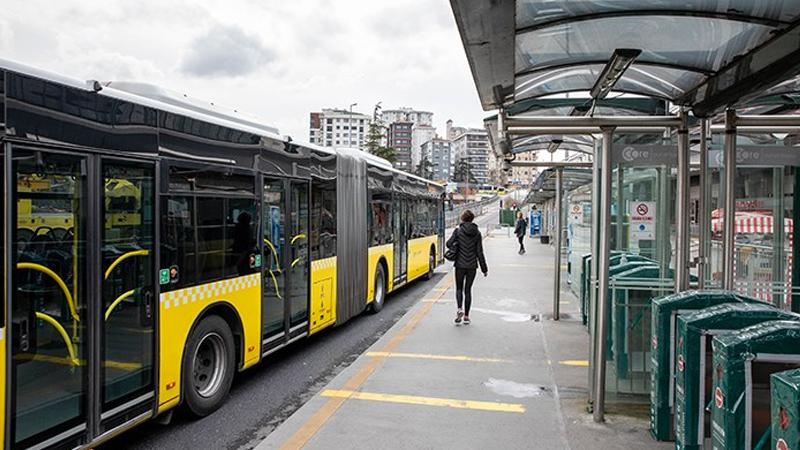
[180,24,275,78]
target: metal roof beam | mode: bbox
[511,161,593,168]
[505,115,681,128]
[450,0,515,110]
[680,22,800,117]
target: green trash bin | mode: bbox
[605,261,660,364]
[650,291,762,441]
[712,321,800,450]
[580,251,640,326]
[674,303,796,450]
[771,369,800,450]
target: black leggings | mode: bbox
[455,268,477,315]
[517,235,525,250]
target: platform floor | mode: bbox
[257,228,671,450]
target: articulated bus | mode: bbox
[0,60,444,449]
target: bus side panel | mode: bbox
[309,257,336,335]
[368,244,394,299]
[157,273,261,413]
[406,236,438,282]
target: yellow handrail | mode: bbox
[104,249,149,280]
[35,312,79,366]
[291,233,307,245]
[291,258,301,268]
[17,263,79,323]
[263,239,283,299]
[105,289,136,321]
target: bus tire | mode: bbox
[424,248,435,280]
[370,263,387,313]
[183,315,235,417]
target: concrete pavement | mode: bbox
[257,227,670,450]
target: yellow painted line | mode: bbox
[366,352,511,363]
[559,360,589,367]
[280,276,455,450]
[321,389,525,413]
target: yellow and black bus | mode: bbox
[0,60,444,449]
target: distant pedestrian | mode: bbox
[446,210,488,325]
[514,211,527,254]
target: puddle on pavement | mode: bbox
[470,307,536,322]
[483,378,549,398]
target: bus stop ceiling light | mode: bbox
[590,49,642,100]
[547,140,562,153]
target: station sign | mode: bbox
[708,146,800,168]
[569,203,583,223]
[629,201,656,241]
[612,144,677,167]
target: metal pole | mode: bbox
[616,164,624,251]
[588,135,600,401]
[553,168,563,321]
[593,126,614,422]
[723,110,737,290]
[773,167,785,308]
[698,119,709,290]
[675,109,690,291]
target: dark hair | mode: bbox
[461,210,475,223]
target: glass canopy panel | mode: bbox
[515,63,706,100]
[516,16,774,75]
[517,0,800,30]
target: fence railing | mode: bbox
[444,196,498,228]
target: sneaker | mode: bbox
[455,309,464,324]
[463,316,471,325]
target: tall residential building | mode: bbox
[411,124,436,168]
[511,151,537,186]
[309,108,372,148]
[451,127,491,185]
[381,107,434,171]
[421,138,452,182]
[388,122,414,171]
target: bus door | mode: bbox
[393,196,408,283]
[98,158,156,434]
[9,148,156,449]
[261,178,309,354]
[287,180,309,337]
[261,178,287,353]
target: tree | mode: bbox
[453,159,476,183]
[415,156,434,180]
[364,103,396,163]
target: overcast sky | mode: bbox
[1,0,486,141]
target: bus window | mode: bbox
[311,181,336,260]
[161,196,196,288]
[370,192,392,246]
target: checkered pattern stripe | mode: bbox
[311,257,337,272]
[160,273,260,310]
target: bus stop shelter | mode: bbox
[451,0,800,422]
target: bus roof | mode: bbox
[0,58,442,188]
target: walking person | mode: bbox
[514,211,527,254]
[446,210,488,325]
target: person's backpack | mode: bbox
[444,229,458,261]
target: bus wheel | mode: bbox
[183,315,235,417]
[371,264,386,313]
[424,250,435,280]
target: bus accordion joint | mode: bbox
[34,311,79,367]
[105,289,137,321]
[16,262,80,323]
[104,249,150,280]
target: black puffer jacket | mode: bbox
[446,222,488,272]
